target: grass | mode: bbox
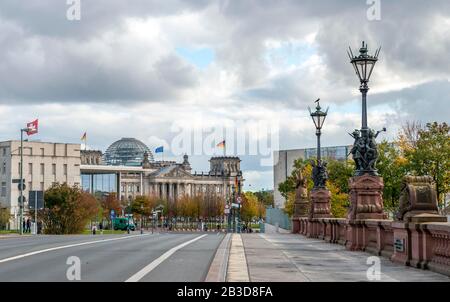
[0,230,19,234]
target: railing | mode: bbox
[293,217,450,277]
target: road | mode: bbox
[0,232,224,282]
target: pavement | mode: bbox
[238,233,450,282]
[0,232,224,282]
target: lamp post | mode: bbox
[348,41,380,131]
[232,185,236,233]
[347,41,384,176]
[308,99,329,189]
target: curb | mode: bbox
[205,233,232,282]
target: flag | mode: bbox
[155,146,164,153]
[26,119,38,136]
[216,140,225,148]
[81,132,87,141]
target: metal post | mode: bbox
[35,190,37,235]
[360,84,369,130]
[317,129,321,165]
[19,129,24,235]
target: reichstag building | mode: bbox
[80,138,243,203]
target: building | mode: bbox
[0,140,81,229]
[81,138,243,203]
[0,137,244,230]
[273,145,352,208]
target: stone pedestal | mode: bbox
[292,199,309,233]
[309,188,331,219]
[347,174,386,220]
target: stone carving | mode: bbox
[293,169,309,217]
[349,128,385,176]
[396,175,447,222]
[311,160,328,189]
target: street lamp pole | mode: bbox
[19,129,25,235]
[308,99,329,189]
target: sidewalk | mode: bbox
[234,233,450,282]
[264,223,291,234]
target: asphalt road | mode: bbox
[0,232,224,282]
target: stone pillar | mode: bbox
[309,188,331,219]
[347,174,386,220]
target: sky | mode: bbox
[0,0,449,191]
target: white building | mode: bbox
[273,145,352,208]
[0,140,81,229]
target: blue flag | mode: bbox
[155,146,164,153]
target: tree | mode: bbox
[254,190,274,207]
[376,140,408,211]
[404,122,450,206]
[42,183,98,234]
[101,193,121,220]
[241,192,258,223]
[327,160,354,194]
[0,207,10,230]
[131,195,154,217]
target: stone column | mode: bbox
[309,188,332,219]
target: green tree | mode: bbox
[42,183,98,234]
[327,160,354,194]
[377,140,408,211]
[404,122,450,206]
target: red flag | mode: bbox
[26,119,38,136]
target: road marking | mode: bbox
[125,234,207,282]
[0,234,149,264]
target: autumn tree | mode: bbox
[0,207,10,230]
[101,193,121,220]
[42,183,98,234]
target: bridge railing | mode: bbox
[294,217,450,277]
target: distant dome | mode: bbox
[104,138,154,166]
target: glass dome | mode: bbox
[103,138,154,166]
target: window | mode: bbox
[1,182,6,197]
[2,162,5,175]
[40,148,44,157]
[40,182,44,191]
[136,185,140,193]
[18,162,21,174]
[63,164,67,176]
[2,148,5,156]
[52,164,56,175]
[28,163,33,175]
[40,164,45,175]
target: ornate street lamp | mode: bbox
[347,41,385,176]
[348,41,381,130]
[308,99,329,189]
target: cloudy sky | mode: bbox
[0,0,449,191]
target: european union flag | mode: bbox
[155,146,164,153]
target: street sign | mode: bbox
[12,179,25,184]
[28,191,44,209]
[17,182,26,191]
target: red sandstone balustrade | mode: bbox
[423,223,450,276]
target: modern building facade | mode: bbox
[0,141,81,229]
[273,145,352,208]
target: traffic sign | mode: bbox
[28,191,44,210]
[110,209,116,220]
[17,182,26,191]
[18,196,26,205]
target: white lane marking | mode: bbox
[0,234,149,264]
[125,234,207,282]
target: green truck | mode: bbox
[113,217,136,231]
